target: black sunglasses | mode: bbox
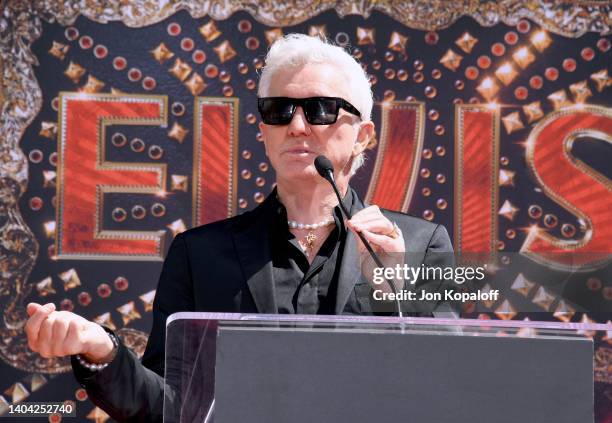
[257,96,362,125]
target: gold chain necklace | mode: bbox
[287,217,334,258]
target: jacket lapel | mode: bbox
[335,191,366,314]
[232,196,278,314]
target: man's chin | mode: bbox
[276,164,319,181]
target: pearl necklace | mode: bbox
[287,218,334,257]
[287,218,334,230]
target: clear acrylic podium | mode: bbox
[164,313,608,423]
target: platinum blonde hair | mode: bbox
[258,33,373,176]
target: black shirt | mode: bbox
[269,189,355,314]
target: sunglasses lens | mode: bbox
[259,97,347,125]
[305,98,338,124]
[259,98,294,125]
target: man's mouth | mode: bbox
[285,147,315,155]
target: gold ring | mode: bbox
[386,222,400,239]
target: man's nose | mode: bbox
[287,106,311,137]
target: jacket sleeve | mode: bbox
[72,232,194,422]
[422,224,460,318]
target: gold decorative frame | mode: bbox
[192,97,239,227]
[364,101,425,213]
[453,104,501,254]
[0,0,608,400]
[520,105,612,271]
[56,92,168,261]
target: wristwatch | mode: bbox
[75,331,119,372]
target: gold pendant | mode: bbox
[300,232,317,257]
[305,231,317,247]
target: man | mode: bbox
[25,34,453,421]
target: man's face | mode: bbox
[259,63,371,183]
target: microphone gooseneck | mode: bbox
[314,155,351,218]
[314,155,403,318]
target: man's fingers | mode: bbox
[50,318,70,356]
[37,317,56,358]
[64,320,85,356]
[347,224,367,252]
[25,308,95,358]
[348,205,395,237]
[350,220,394,235]
[25,303,56,345]
[348,215,376,227]
[349,212,382,224]
[27,303,42,317]
[359,229,397,250]
[348,205,382,224]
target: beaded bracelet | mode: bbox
[75,332,119,372]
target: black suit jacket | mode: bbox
[72,189,454,422]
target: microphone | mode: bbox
[314,156,352,218]
[314,155,334,180]
[314,155,403,317]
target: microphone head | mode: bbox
[314,155,334,180]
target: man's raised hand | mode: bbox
[25,303,115,364]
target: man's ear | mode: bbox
[259,121,269,156]
[353,121,375,156]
